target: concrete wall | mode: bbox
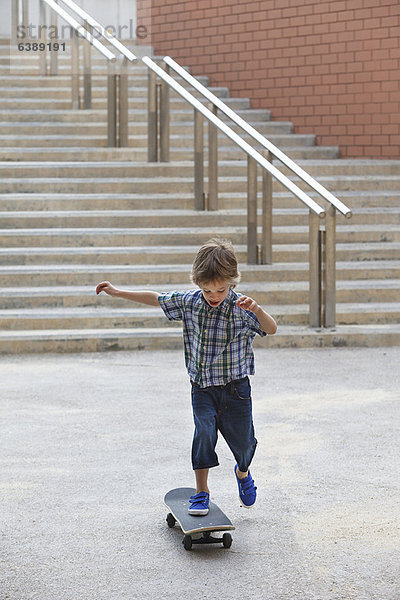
[2,0,137,39]
[0,1,11,37]
[137,0,400,159]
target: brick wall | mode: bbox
[137,0,400,159]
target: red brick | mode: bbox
[381,37,398,49]
[142,0,400,158]
[381,59,399,71]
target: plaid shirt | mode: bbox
[158,288,266,388]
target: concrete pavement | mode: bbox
[0,347,399,600]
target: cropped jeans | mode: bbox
[190,376,257,473]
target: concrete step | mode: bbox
[0,120,294,136]
[0,282,312,308]
[0,132,316,148]
[0,147,147,162]
[1,174,399,194]
[278,159,400,177]
[0,323,399,353]
[0,261,398,287]
[0,96,251,110]
[0,159,289,179]
[0,85,232,99]
[0,107,272,123]
[1,301,399,330]
[0,279,399,310]
[1,207,399,228]
[0,74,211,87]
[1,242,399,266]
[1,191,398,211]
[0,145,339,162]
[0,259,400,287]
[1,159,399,179]
[1,224,399,247]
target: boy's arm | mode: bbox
[236,296,277,335]
[253,305,277,335]
[96,281,160,307]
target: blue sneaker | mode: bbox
[188,491,210,516]
[235,465,257,508]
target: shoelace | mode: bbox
[189,492,209,507]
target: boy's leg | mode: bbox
[218,377,257,475]
[194,468,209,494]
[217,377,258,507]
[191,383,219,481]
[236,467,249,479]
[189,384,219,515]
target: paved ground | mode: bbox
[1,346,399,600]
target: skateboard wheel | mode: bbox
[166,513,176,528]
[183,535,192,551]
[222,533,232,548]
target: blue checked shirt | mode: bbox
[158,288,266,388]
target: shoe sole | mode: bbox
[188,508,209,516]
[239,497,255,508]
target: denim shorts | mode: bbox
[190,376,257,472]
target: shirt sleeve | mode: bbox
[238,307,267,337]
[235,293,267,337]
[158,291,185,321]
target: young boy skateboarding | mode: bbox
[96,238,277,516]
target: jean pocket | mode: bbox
[233,376,251,401]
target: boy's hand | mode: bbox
[236,295,258,313]
[96,281,118,296]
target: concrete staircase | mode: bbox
[1,38,399,353]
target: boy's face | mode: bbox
[201,279,230,308]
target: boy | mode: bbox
[96,238,277,516]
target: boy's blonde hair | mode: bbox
[191,238,241,288]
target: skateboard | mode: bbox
[164,487,235,551]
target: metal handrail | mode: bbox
[163,56,352,219]
[42,0,116,61]
[143,55,338,328]
[142,57,325,218]
[56,0,137,62]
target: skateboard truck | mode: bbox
[166,514,233,550]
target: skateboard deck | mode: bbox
[164,487,235,550]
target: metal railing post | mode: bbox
[22,0,29,33]
[194,108,205,210]
[309,211,322,327]
[107,59,117,146]
[261,150,273,264]
[160,63,170,162]
[148,69,158,161]
[247,156,258,264]
[39,0,47,76]
[49,6,58,75]
[11,0,18,45]
[71,29,80,108]
[324,205,336,328]
[208,103,218,210]
[119,57,129,147]
[82,21,92,107]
